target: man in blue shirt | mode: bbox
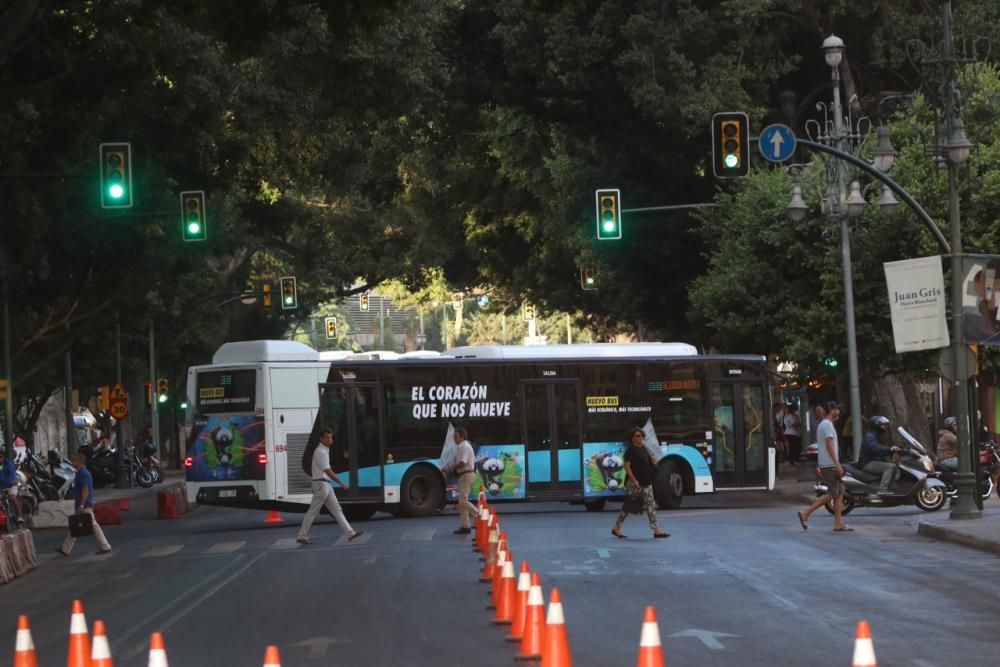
[859,416,900,495]
[55,451,112,556]
[0,449,23,524]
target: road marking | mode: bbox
[111,555,249,655]
[75,550,118,563]
[401,529,435,542]
[668,629,738,650]
[596,548,611,558]
[203,541,246,555]
[141,544,184,558]
[363,555,377,565]
[289,636,353,659]
[271,538,301,550]
[335,531,373,546]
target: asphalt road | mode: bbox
[3,490,999,666]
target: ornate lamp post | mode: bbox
[907,1,985,519]
[786,35,899,456]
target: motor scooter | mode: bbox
[47,450,77,499]
[815,426,947,514]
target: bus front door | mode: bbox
[521,380,584,499]
[710,382,768,488]
[319,383,384,504]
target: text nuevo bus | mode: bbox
[184,340,777,520]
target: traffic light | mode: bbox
[523,303,536,320]
[260,280,274,308]
[98,386,110,411]
[824,357,840,370]
[325,317,338,339]
[712,112,750,178]
[144,381,152,405]
[180,191,207,241]
[359,292,370,311]
[280,276,298,310]
[156,378,169,404]
[99,142,133,208]
[595,189,622,240]
[581,266,597,290]
[0,377,8,401]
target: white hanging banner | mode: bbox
[883,256,950,352]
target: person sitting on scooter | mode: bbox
[0,449,24,523]
[936,417,958,471]
[859,416,900,496]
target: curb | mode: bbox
[916,520,1000,556]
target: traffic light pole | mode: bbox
[149,318,160,467]
[114,311,129,488]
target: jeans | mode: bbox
[862,460,897,492]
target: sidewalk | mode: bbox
[773,462,1000,555]
[916,504,1000,556]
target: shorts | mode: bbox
[820,467,843,497]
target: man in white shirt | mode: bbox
[297,429,363,545]
[441,427,478,535]
[796,401,851,532]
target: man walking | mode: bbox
[56,451,112,556]
[297,429,363,545]
[441,427,478,534]
[797,401,851,532]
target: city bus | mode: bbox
[184,340,776,520]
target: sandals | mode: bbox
[833,525,854,532]
[797,512,808,531]
[611,528,627,539]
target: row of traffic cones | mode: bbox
[472,490,660,666]
[13,600,285,667]
[470,492,882,666]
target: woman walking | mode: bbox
[612,427,669,539]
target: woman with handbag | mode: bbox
[612,428,669,539]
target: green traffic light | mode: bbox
[824,357,839,368]
[108,184,125,199]
[724,154,739,168]
[284,295,293,305]
[158,394,168,404]
[187,221,201,235]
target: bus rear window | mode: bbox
[197,370,257,413]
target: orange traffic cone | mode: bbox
[147,632,169,667]
[541,588,572,667]
[478,490,487,510]
[14,615,38,667]
[264,511,284,524]
[474,507,489,552]
[480,510,497,561]
[91,621,113,667]
[480,525,500,581]
[506,561,531,642]
[636,605,665,667]
[262,645,282,667]
[492,558,516,624]
[516,573,544,661]
[852,620,877,667]
[67,599,92,667]
[489,540,508,609]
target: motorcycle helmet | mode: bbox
[869,415,890,433]
[944,416,957,430]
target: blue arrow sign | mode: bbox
[758,124,796,163]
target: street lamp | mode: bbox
[785,34,896,457]
[904,0,986,519]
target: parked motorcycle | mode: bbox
[47,450,77,499]
[77,443,118,488]
[816,426,947,514]
[979,439,1000,501]
[129,443,160,488]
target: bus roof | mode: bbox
[442,343,698,359]
[212,340,320,364]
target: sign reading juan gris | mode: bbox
[883,256,949,353]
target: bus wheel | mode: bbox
[584,499,606,512]
[653,460,684,510]
[343,504,378,522]
[400,467,444,517]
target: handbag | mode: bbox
[622,493,644,515]
[68,512,94,538]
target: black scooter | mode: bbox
[78,443,117,488]
[815,426,948,514]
